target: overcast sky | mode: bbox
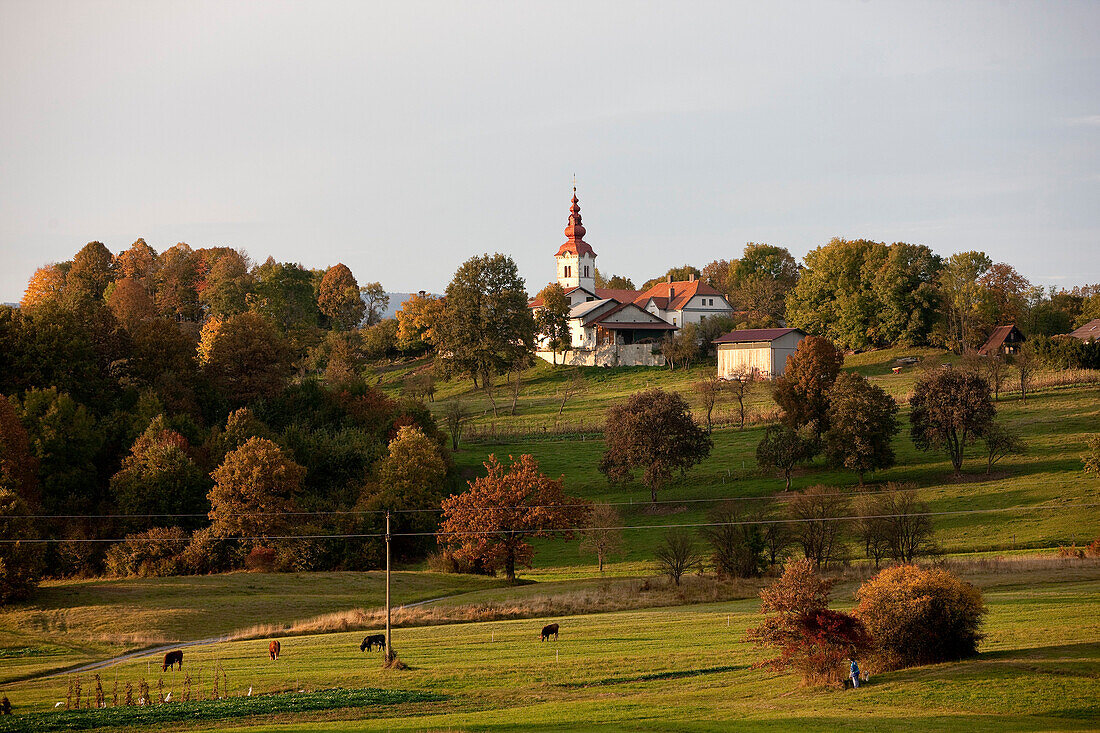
[1,1,1097,302]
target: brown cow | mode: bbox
[163,650,183,671]
[269,640,280,660]
[540,623,559,641]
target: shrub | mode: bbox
[104,527,188,578]
[744,558,870,687]
[244,546,277,573]
[1084,435,1100,476]
[855,564,986,670]
[701,502,766,578]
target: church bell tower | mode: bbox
[555,187,596,292]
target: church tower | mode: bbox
[555,187,596,292]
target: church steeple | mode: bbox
[555,185,596,292]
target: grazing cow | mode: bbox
[541,623,559,641]
[360,634,386,652]
[163,650,183,671]
[269,640,280,660]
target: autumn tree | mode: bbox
[360,282,390,326]
[199,249,254,319]
[318,263,367,330]
[909,369,995,474]
[1013,344,1035,402]
[787,485,850,568]
[600,389,712,504]
[640,265,702,291]
[0,488,43,603]
[436,254,535,408]
[155,243,202,321]
[578,502,624,573]
[823,372,899,484]
[106,277,156,330]
[0,396,38,506]
[535,283,570,365]
[755,424,815,491]
[744,558,871,687]
[770,336,844,434]
[983,421,1026,474]
[726,370,755,429]
[855,565,985,670]
[208,437,306,551]
[701,502,767,578]
[396,293,445,353]
[201,312,293,406]
[21,264,68,310]
[115,238,158,288]
[67,241,116,301]
[438,454,589,582]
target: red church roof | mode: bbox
[555,188,597,258]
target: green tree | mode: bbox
[436,254,535,408]
[535,283,570,365]
[755,424,815,491]
[199,249,254,319]
[940,251,993,352]
[910,369,995,474]
[600,389,712,504]
[17,387,102,515]
[67,241,116,301]
[1083,435,1100,476]
[983,421,1026,474]
[154,243,203,321]
[0,396,38,506]
[439,454,589,582]
[249,258,320,331]
[786,239,886,349]
[824,372,899,483]
[578,502,624,573]
[870,242,943,346]
[318,264,367,330]
[110,416,207,528]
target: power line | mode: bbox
[3,502,1096,543]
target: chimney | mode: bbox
[689,273,696,282]
[666,274,672,283]
[669,286,675,300]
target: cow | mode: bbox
[163,650,183,671]
[360,634,386,652]
[269,640,280,660]
[540,623,559,641]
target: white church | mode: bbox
[529,189,735,366]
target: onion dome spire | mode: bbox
[564,186,586,241]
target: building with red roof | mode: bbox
[530,189,735,366]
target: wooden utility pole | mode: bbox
[385,510,393,664]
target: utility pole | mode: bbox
[385,510,392,665]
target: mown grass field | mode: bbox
[1,564,1097,731]
[0,572,503,684]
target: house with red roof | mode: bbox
[530,189,735,366]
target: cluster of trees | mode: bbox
[0,240,476,601]
[746,559,986,687]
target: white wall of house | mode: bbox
[536,343,664,367]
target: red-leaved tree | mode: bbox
[439,454,589,582]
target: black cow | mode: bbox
[540,623,559,641]
[163,650,183,671]
[360,634,386,652]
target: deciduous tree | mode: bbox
[202,312,293,406]
[787,485,850,568]
[578,502,624,573]
[439,454,589,582]
[693,376,724,433]
[396,293,445,353]
[655,529,704,586]
[755,424,815,491]
[535,283,570,365]
[318,264,366,330]
[0,396,38,506]
[110,416,207,528]
[600,389,712,504]
[701,502,766,578]
[983,421,1026,474]
[909,369,995,474]
[770,336,844,434]
[67,241,116,301]
[360,282,390,327]
[208,437,306,548]
[823,372,899,483]
[0,488,43,603]
[20,265,68,310]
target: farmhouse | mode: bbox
[530,189,734,366]
[713,327,806,379]
[978,324,1026,356]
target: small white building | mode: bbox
[714,328,806,379]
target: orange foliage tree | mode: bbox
[770,335,844,434]
[439,454,589,582]
[318,263,366,330]
[21,264,67,310]
[107,277,156,330]
[395,292,445,353]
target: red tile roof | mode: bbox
[713,328,803,344]
[1069,318,1100,341]
[634,279,725,311]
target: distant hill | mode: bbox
[2,303,19,309]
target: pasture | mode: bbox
[1,563,1097,731]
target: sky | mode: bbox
[1,1,1098,303]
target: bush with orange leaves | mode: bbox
[744,558,871,687]
[855,564,986,671]
[439,454,589,583]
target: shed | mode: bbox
[1068,318,1100,341]
[978,325,1026,356]
[713,328,806,379]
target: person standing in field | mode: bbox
[849,659,861,688]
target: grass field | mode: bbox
[1,563,1097,731]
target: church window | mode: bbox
[584,265,589,277]
[564,265,572,278]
